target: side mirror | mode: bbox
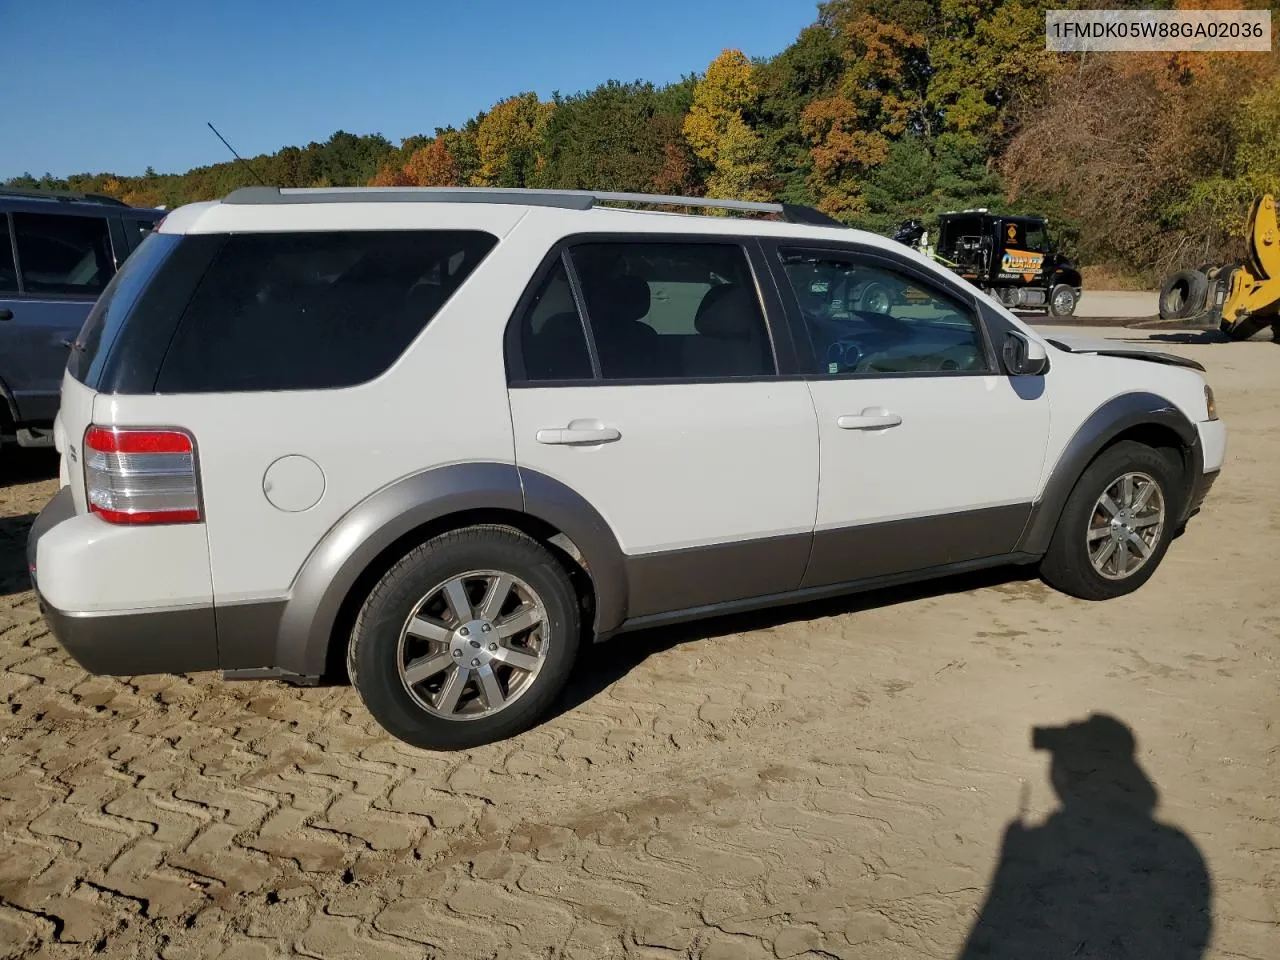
[1002,331,1049,376]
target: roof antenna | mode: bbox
[207,122,268,185]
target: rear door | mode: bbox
[2,210,117,424]
[506,236,819,621]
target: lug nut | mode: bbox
[481,623,491,633]
[470,658,480,667]
[460,627,469,637]
[488,643,497,651]
[452,649,462,658]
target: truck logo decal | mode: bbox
[1001,248,1044,280]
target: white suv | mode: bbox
[27,187,1226,749]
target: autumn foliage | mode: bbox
[10,0,1279,279]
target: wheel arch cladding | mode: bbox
[271,462,627,678]
[1019,392,1199,556]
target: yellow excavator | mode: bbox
[1158,193,1280,340]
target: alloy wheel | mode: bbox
[1087,472,1166,580]
[395,570,549,720]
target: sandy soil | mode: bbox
[0,327,1275,959]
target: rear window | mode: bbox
[155,230,497,393]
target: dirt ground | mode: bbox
[1,327,1276,960]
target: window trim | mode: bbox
[1,213,20,296]
[762,238,1001,380]
[8,209,118,302]
[504,232,802,388]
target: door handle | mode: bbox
[0,309,12,322]
[536,424,621,445]
[837,408,903,430]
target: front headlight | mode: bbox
[1205,384,1218,421]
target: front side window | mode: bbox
[13,212,115,295]
[567,241,775,380]
[779,248,989,375]
[156,230,497,392]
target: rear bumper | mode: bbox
[28,486,219,676]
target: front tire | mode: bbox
[348,525,580,750]
[1039,441,1181,601]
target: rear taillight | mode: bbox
[84,426,201,525]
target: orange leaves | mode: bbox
[368,140,460,188]
[404,141,459,188]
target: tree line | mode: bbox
[8,0,1277,280]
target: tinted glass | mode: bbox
[0,216,16,294]
[516,258,593,381]
[156,230,497,393]
[569,242,774,380]
[13,212,115,295]
[68,232,181,385]
[779,249,989,375]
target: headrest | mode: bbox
[695,284,757,340]
[583,274,651,324]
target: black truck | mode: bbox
[894,210,1082,317]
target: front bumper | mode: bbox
[28,487,219,676]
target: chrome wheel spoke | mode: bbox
[1093,538,1118,568]
[478,573,513,622]
[1098,493,1121,518]
[406,616,450,643]
[1131,513,1161,529]
[1120,474,1135,508]
[1126,530,1153,559]
[491,644,540,672]
[475,663,506,710]
[1132,480,1156,512]
[403,652,453,686]
[1115,538,1131,574]
[1088,524,1112,541]
[496,605,541,639]
[442,577,473,623]
[434,665,469,714]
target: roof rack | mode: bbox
[0,186,128,207]
[221,186,847,228]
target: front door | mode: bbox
[768,242,1050,588]
[507,238,819,621]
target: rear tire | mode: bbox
[1039,441,1181,601]
[348,525,580,750]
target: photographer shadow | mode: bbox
[959,714,1212,959]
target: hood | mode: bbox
[1045,335,1205,372]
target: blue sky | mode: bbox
[1,0,818,180]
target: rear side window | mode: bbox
[156,230,497,393]
[13,212,115,295]
[0,216,17,294]
[567,241,775,380]
[516,258,593,382]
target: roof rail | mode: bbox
[0,186,128,207]
[221,186,847,227]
